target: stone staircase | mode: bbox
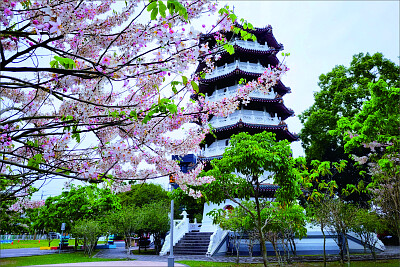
[173,232,213,255]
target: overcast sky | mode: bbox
[224,1,399,157]
[31,1,399,199]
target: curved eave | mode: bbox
[246,97,295,120]
[203,121,299,146]
[199,24,283,50]
[199,69,290,96]
[195,45,281,73]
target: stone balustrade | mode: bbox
[209,109,280,130]
[205,84,277,102]
[232,39,271,51]
[205,60,267,80]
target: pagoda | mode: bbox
[162,25,385,258]
[196,24,298,164]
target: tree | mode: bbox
[135,201,170,254]
[334,79,400,243]
[105,205,138,250]
[352,209,385,260]
[199,131,304,267]
[118,183,169,208]
[210,200,253,263]
[1,0,283,202]
[299,52,400,204]
[72,219,103,257]
[325,199,357,265]
[31,184,120,239]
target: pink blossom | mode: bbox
[4,8,13,17]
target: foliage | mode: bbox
[0,200,30,234]
[352,209,385,259]
[135,201,170,253]
[118,183,169,208]
[105,205,137,249]
[169,187,205,222]
[71,219,103,257]
[333,78,400,241]
[211,200,255,263]
[30,184,120,234]
[199,131,304,267]
[324,199,357,265]
[299,52,400,204]
[0,0,281,203]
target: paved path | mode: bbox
[30,261,187,266]
[0,248,56,258]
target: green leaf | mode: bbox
[191,81,199,93]
[223,44,235,55]
[182,76,188,85]
[147,1,157,11]
[158,1,167,18]
[72,132,81,143]
[167,104,178,114]
[151,8,158,20]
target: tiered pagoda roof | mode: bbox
[196,24,298,161]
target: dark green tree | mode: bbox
[299,52,399,204]
[118,183,169,208]
[334,79,400,243]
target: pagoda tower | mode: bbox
[196,25,298,164]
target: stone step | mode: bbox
[176,241,210,245]
[172,232,213,255]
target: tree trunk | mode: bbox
[321,222,326,267]
[74,238,78,252]
[344,234,350,266]
[254,178,269,267]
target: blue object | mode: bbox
[172,154,197,173]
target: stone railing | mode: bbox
[232,39,271,51]
[206,227,229,257]
[199,139,229,158]
[205,85,277,103]
[159,211,190,256]
[205,60,266,80]
[209,109,280,130]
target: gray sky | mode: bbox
[31,1,399,199]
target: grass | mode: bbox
[0,250,125,267]
[0,239,106,249]
[177,259,400,267]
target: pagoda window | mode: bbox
[225,139,229,146]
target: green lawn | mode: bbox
[177,259,400,267]
[0,239,106,249]
[0,251,125,267]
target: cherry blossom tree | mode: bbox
[0,0,288,202]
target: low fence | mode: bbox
[1,234,48,240]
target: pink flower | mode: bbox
[101,56,111,65]
[49,18,62,35]
[4,8,13,17]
